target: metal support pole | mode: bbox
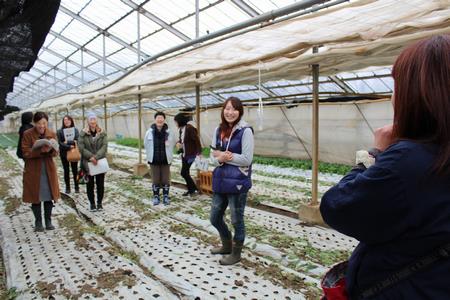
[138,87,143,164]
[102,34,106,78]
[81,48,85,83]
[104,99,108,132]
[54,112,58,131]
[137,9,141,63]
[65,60,69,89]
[195,0,200,38]
[53,69,57,95]
[311,46,320,206]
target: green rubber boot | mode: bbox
[219,241,243,265]
[210,238,232,255]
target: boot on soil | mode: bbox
[152,184,161,206]
[219,241,244,265]
[44,201,55,230]
[210,238,232,255]
[162,185,170,206]
[31,203,44,232]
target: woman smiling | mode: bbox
[209,97,254,266]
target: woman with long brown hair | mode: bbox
[174,113,202,196]
[320,35,450,299]
[57,115,79,194]
[209,97,254,265]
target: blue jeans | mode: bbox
[210,192,247,242]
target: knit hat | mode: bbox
[87,113,97,121]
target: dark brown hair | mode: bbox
[392,35,450,174]
[61,115,75,129]
[174,113,190,127]
[33,111,48,123]
[220,97,244,139]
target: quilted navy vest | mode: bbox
[212,127,252,194]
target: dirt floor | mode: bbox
[0,139,356,299]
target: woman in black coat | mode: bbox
[320,35,450,299]
[57,115,79,194]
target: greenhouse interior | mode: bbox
[1,0,449,299]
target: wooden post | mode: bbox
[297,46,325,225]
[132,86,149,176]
[311,46,320,206]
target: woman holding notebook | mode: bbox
[57,115,80,194]
[21,111,60,232]
[78,113,108,211]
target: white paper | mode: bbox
[32,138,59,151]
[88,158,109,176]
[63,127,75,142]
[194,156,209,171]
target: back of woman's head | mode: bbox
[392,34,450,174]
[174,113,190,127]
[21,112,33,125]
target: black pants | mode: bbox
[61,155,78,191]
[181,158,197,193]
[86,173,105,206]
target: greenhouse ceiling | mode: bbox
[5,0,399,112]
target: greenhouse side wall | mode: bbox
[1,100,393,165]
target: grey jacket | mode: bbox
[144,124,176,164]
[78,126,108,173]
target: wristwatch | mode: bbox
[355,148,381,169]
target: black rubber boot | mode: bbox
[162,185,170,205]
[210,238,232,255]
[31,204,44,232]
[44,201,55,230]
[219,241,244,265]
[152,184,161,206]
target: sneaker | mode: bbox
[97,205,103,211]
[90,204,97,211]
[65,189,71,194]
[163,196,170,206]
[153,196,160,206]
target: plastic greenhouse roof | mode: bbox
[7,0,412,112]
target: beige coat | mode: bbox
[21,127,60,203]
